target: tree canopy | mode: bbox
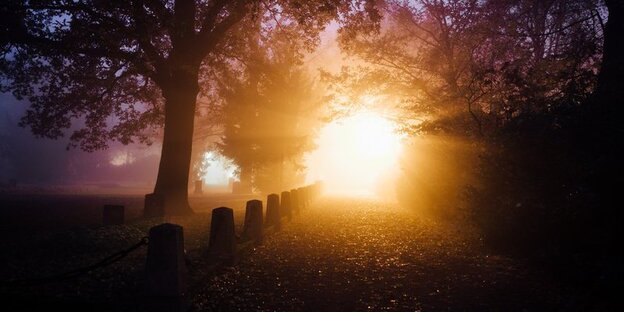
[1,0,346,215]
[0,0,342,150]
[332,0,605,136]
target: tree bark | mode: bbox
[145,69,199,216]
[594,0,624,120]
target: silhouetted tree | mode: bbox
[0,0,342,215]
[214,24,323,193]
[334,0,604,136]
[593,0,624,121]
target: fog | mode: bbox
[0,93,159,191]
[305,110,404,197]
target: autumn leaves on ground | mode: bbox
[197,197,571,311]
[0,195,576,311]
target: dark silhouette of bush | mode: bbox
[465,105,623,305]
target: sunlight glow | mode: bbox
[198,152,238,186]
[305,111,404,196]
[109,151,136,166]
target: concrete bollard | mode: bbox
[316,181,324,197]
[305,186,312,205]
[103,204,124,225]
[265,193,281,229]
[208,207,236,263]
[280,191,292,220]
[145,223,188,311]
[297,187,307,210]
[242,200,264,243]
[194,180,203,195]
[305,186,310,205]
[144,193,165,217]
[290,189,299,214]
[231,181,241,194]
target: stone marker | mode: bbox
[305,186,312,204]
[297,187,306,210]
[145,223,187,311]
[281,191,292,220]
[242,200,264,243]
[194,180,203,195]
[208,207,236,263]
[144,193,164,217]
[103,204,124,225]
[290,189,299,214]
[317,181,324,196]
[231,181,241,194]
[265,194,281,229]
[297,187,307,210]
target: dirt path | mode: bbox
[193,197,570,311]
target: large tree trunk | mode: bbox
[145,70,199,216]
[594,0,624,119]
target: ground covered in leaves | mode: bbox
[193,197,574,311]
[0,195,575,311]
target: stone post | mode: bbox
[290,189,299,215]
[145,223,188,311]
[242,200,264,243]
[208,207,236,264]
[103,204,124,225]
[265,193,281,229]
[281,191,292,220]
[194,180,203,195]
[305,186,312,205]
[144,193,164,217]
[297,187,307,210]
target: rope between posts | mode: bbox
[3,236,149,287]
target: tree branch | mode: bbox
[131,0,167,81]
[196,1,249,58]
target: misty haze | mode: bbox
[0,0,622,311]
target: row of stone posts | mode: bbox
[206,183,322,262]
[143,181,323,311]
[101,182,324,227]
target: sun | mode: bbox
[305,110,404,196]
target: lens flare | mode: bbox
[305,111,403,196]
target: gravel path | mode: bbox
[193,197,571,311]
